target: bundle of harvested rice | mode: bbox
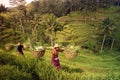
[5,44,14,50]
[64,46,78,59]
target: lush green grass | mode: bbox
[0,47,120,80]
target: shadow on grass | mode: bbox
[61,65,83,73]
[0,53,17,65]
[31,71,41,80]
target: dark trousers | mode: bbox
[18,51,24,55]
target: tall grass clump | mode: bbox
[0,53,17,65]
[35,62,81,80]
[0,65,33,80]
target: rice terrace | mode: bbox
[0,0,120,80]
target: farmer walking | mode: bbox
[51,44,64,70]
[17,42,24,55]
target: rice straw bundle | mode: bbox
[65,48,78,59]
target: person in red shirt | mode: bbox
[51,44,64,70]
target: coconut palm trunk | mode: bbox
[101,34,106,52]
[110,39,115,50]
[50,37,54,47]
[19,18,25,34]
[51,31,55,47]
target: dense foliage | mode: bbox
[0,0,120,50]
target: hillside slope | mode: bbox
[56,7,120,50]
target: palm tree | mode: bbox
[9,0,26,34]
[0,4,7,13]
[41,14,64,46]
[99,18,114,52]
[27,14,46,48]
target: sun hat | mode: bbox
[17,42,21,45]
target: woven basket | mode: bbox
[65,49,78,59]
[32,49,45,58]
[5,45,14,50]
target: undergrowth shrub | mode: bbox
[0,65,33,80]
